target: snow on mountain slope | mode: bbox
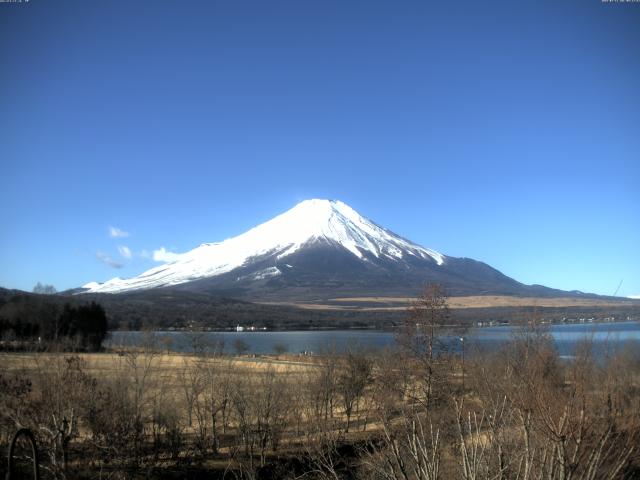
[82,199,445,294]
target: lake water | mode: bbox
[107,321,640,357]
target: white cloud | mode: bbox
[118,245,132,259]
[108,225,130,238]
[140,249,151,259]
[153,247,181,263]
[96,251,123,269]
[629,294,640,300]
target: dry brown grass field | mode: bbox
[0,350,322,439]
[261,295,640,311]
[0,351,318,376]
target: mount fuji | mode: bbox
[80,199,570,300]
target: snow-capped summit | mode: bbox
[82,199,446,294]
[81,199,546,300]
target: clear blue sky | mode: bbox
[1,0,639,297]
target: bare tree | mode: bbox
[361,407,441,480]
[234,338,250,356]
[274,343,288,356]
[20,355,95,479]
[336,350,372,432]
[398,283,451,408]
[179,357,203,427]
[308,348,339,423]
[33,282,57,295]
[200,354,233,453]
[302,416,345,480]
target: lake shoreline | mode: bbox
[107,317,639,334]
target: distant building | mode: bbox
[236,325,244,332]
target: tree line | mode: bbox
[0,295,108,351]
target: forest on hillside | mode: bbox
[1,287,638,335]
